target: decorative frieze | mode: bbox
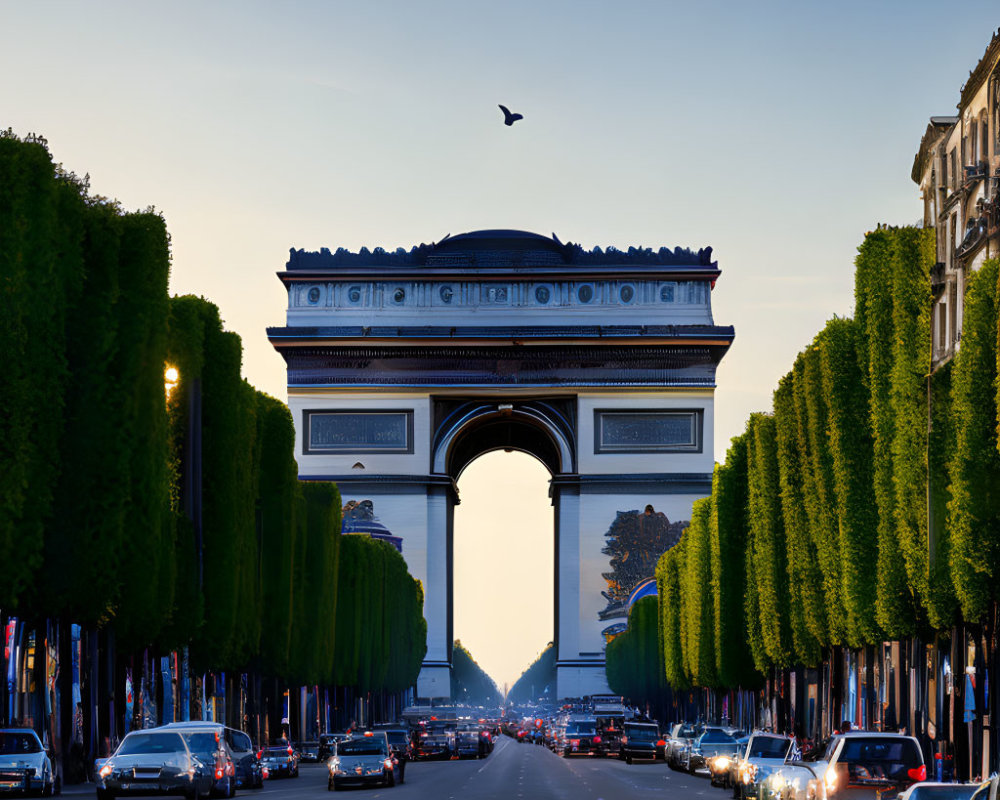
[290,280,708,309]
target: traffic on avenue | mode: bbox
[6,696,991,800]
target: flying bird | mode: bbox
[498,104,523,126]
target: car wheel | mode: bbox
[626,755,633,765]
[386,770,395,788]
[328,777,338,792]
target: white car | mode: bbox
[0,728,59,796]
[768,732,925,800]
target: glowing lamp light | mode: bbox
[99,764,113,779]
[164,365,180,399]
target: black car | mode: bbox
[374,728,412,782]
[620,721,664,764]
[560,719,598,757]
[161,721,263,790]
[295,741,321,762]
[260,744,299,778]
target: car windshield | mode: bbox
[749,737,790,758]
[677,726,696,738]
[626,726,659,741]
[0,732,41,755]
[385,732,408,745]
[906,787,978,800]
[338,739,387,756]
[838,738,922,784]
[567,723,596,735]
[180,733,220,758]
[701,730,735,743]
[117,732,186,756]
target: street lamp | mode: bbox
[164,365,180,399]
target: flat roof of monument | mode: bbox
[282,228,719,279]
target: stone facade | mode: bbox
[913,28,1000,369]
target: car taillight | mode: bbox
[287,746,294,755]
[907,766,926,782]
[621,736,628,744]
[262,768,269,780]
[593,736,602,744]
[570,739,580,746]
[657,740,667,747]
[256,751,262,760]
[215,767,223,780]
[384,758,393,770]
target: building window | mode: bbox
[304,410,414,454]
[950,149,957,191]
[594,409,703,453]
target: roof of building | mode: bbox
[285,228,716,272]
[912,117,958,184]
[959,27,1000,109]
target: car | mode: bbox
[372,727,412,781]
[619,721,665,764]
[665,723,700,769]
[896,783,979,800]
[327,732,401,791]
[415,720,455,760]
[687,727,739,775]
[95,729,215,800]
[0,728,59,796]
[294,742,320,763]
[454,724,484,759]
[159,722,262,790]
[731,732,795,798]
[259,744,299,778]
[318,734,350,762]
[560,717,598,757]
[771,732,925,800]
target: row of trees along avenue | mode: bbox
[0,132,427,776]
[607,227,1000,776]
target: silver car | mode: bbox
[327,732,401,791]
[96,730,215,800]
[0,728,58,796]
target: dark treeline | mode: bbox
[0,132,426,747]
[506,643,556,704]
[451,641,501,706]
[605,227,1000,774]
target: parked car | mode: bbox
[160,721,263,791]
[772,732,925,800]
[732,732,796,799]
[896,784,979,800]
[260,744,299,778]
[327,732,401,791]
[686,727,739,775]
[665,723,700,769]
[95,729,215,800]
[0,728,59,796]
[619,721,665,764]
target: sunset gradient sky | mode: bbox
[3,1,997,691]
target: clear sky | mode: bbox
[3,1,997,692]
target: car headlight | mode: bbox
[715,756,731,770]
[824,768,838,793]
[99,764,113,779]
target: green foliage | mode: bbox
[819,318,879,646]
[710,435,760,686]
[854,228,934,635]
[452,641,501,704]
[927,361,958,628]
[657,539,689,689]
[746,413,793,666]
[947,258,1000,622]
[681,498,716,685]
[0,136,76,611]
[606,597,669,705]
[773,374,824,663]
[507,642,556,704]
[796,347,848,643]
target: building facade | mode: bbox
[913,28,1000,369]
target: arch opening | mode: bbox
[453,450,554,698]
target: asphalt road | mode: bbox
[63,737,718,800]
